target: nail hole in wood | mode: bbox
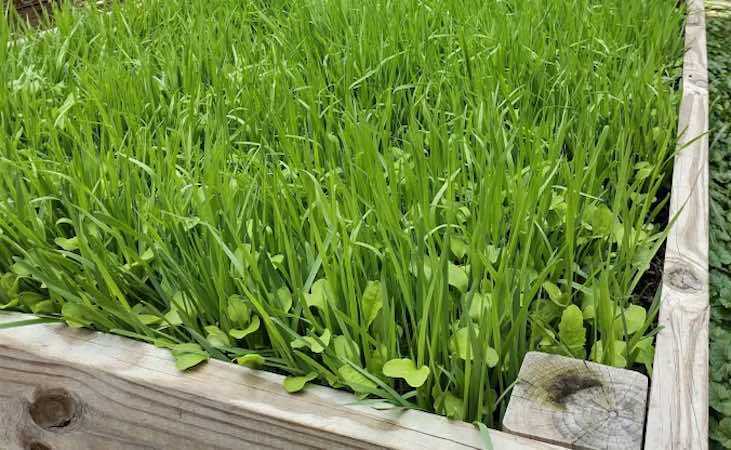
[29,388,79,431]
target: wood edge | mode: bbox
[0,311,565,450]
[644,0,710,448]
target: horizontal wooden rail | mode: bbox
[644,0,710,449]
[0,312,565,450]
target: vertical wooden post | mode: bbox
[503,352,649,450]
[644,0,710,448]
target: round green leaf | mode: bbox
[54,236,79,251]
[334,335,360,363]
[361,280,383,327]
[171,343,209,371]
[382,358,430,388]
[283,372,318,393]
[468,292,491,321]
[291,328,331,353]
[276,287,293,312]
[448,263,469,293]
[235,353,265,368]
[227,294,251,325]
[174,352,209,371]
[338,365,377,392]
[558,304,586,358]
[305,279,333,310]
[229,316,261,340]
[205,325,231,348]
[617,304,647,335]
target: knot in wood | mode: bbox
[27,441,52,450]
[666,266,702,292]
[29,388,79,431]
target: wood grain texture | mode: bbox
[0,312,566,450]
[644,1,710,449]
[503,352,648,450]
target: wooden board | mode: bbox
[11,0,58,26]
[0,311,566,450]
[503,352,648,450]
[644,0,710,449]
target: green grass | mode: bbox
[708,2,731,448]
[0,0,683,426]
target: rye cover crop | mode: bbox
[0,0,684,425]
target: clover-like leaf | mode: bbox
[269,253,284,267]
[163,294,184,326]
[448,263,469,293]
[558,304,586,358]
[205,325,231,348]
[486,245,500,264]
[338,365,377,393]
[450,326,499,366]
[382,358,430,388]
[0,298,18,310]
[361,280,383,327]
[229,315,261,340]
[227,294,251,326]
[334,334,360,363]
[171,343,209,371]
[235,353,265,368]
[586,204,614,236]
[614,304,646,335]
[137,314,162,326]
[61,302,92,328]
[30,299,56,314]
[291,328,331,353]
[580,289,596,320]
[153,338,176,350]
[18,291,45,309]
[442,392,465,420]
[140,248,155,262]
[634,336,654,375]
[450,237,468,259]
[468,292,491,321]
[590,340,627,368]
[276,287,293,312]
[305,279,333,310]
[10,261,32,277]
[0,272,19,298]
[283,372,318,393]
[543,281,563,303]
[54,236,79,251]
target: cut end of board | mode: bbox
[503,352,648,450]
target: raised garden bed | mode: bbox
[10,0,59,25]
[0,0,710,449]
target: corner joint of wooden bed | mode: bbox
[502,352,648,450]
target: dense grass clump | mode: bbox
[0,0,683,425]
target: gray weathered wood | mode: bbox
[502,352,648,450]
[644,0,710,449]
[0,311,566,450]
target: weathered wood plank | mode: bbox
[0,311,565,450]
[644,0,710,449]
[503,352,648,450]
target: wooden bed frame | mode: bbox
[0,0,709,449]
